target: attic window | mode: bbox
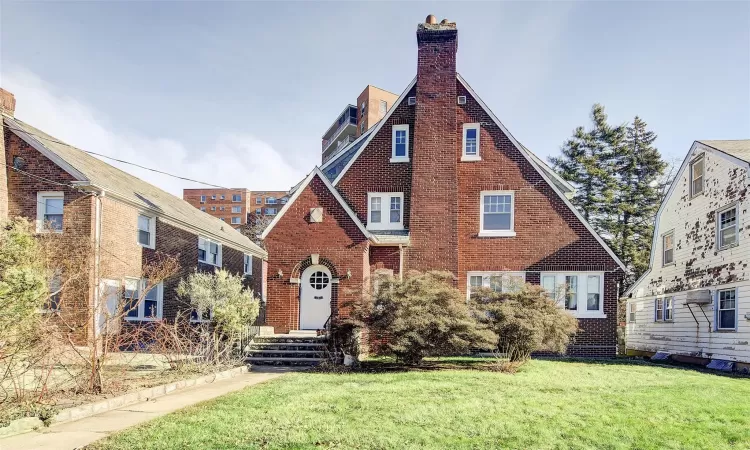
[662,231,674,266]
[391,124,409,163]
[462,123,480,162]
[690,155,704,197]
[407,97,416,106]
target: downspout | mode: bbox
[92,192,103,340]
[398,244,404,281]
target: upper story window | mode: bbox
[231,217,241,224]
[255,208,261,215]
[462,123,481,161]
[718,205,738,250]
[256,197,262,204]
[232,206,242,213]
[479,191,515,237]
[232,194,242,202]
[379,100,387,115]
[36,192,64,233]
[200,195,206,204]
[717,288,737,331]
[280,197,288,204]
[137,214,156,249]
[198,237,222,266]
[541,273,605,317]
[360,121,366,135]
[124,279,163,321]
[391,124,409,163]
[690,155,704,197]
[467,272,525,299]
[220,195,225,200]
[200,207,206,212]
[244,254,253,276]
[220,206,225,211]
[662,231,674,265]
[266,197,277,204]
[211,206,216,211]
[367,192,404,231]
[360,101,366,117]
[211,195,217,200]
[265,208,277,215]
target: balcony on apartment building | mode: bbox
[321,105,358,162]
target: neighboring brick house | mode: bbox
[625,140,750,367]
[261,18,626,357]
[1,97,267,344]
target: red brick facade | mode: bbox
[263,21,624,357]
[2,123,264,343]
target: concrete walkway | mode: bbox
[0,369,287,450]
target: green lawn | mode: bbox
[89,359,750,450]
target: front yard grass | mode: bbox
[89,359,750,449]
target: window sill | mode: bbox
[36,229,63,235]
[390,157,410,163]
[717,243,739,252]
[572,313,607,319]
[662,262,675,267]
[461,155,481,162]
[125,317,161,322]
[478,231,516,238]
[367,227,405,232]
[715,329,737,333]
[138,243,155,250]
[199,260,222,268]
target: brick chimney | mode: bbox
[406,17,459,276]
[0,88,15,220]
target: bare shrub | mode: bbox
[346,270,496,365]
[471,284,579,362]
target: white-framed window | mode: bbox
[655,298,664,321]
[256,197,262,204]
[255,208,261,215]
[479,191,515,237]
[367,192,404,230]
[231,217,241,224]
[220,207,225,211]
[244,254,253,276]
[662,231,674,266]
[716,288,737,331]
[280,197,288,204]
[467,272,525,299]
[200,195,206,204]
[211,206,216,211]
[462,123,481,161]
[541,273,605,317]
[124,278,163,321]
[191,308,213,323]
[211,195,216,200]
[46,272,62,311]
[360,101,366,117]
[690,155,704,197]
[391,124,409,162]
[220,195,225,200]
[265,208,277,215]
[198,237,222,266]
[628,302,636,323]
[654,297,674,322]
[379,100,387,115]
[232,194,242,202]
[266,197,277,204]
[36,191,64,233]
[232,206,241,213]
[137,214,156,249]
[717,205,738,250]
[200,207,206,212]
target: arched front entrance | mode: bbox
[299,265,332,330]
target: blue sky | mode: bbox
[1,1,748,195]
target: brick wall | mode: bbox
[182,188,251,226]
[264,175,369,333]
[369,246,401,275]
[0,89,15,220]
[406,25,459,275]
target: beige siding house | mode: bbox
[625,140,750,369]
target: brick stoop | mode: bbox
[246,333,338,366]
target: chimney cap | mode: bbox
[426,14,437,24]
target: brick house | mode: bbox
[0,91,267,344]
[261,18,626,357]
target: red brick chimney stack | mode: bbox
[407,16,460,276]
[0,88,14,219]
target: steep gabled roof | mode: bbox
[260,167,372,241]
[4,115,267,257]
[624,140,750,297]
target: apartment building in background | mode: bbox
[249,191,289,219]
[321,85,398,164]
[183,188,252,228]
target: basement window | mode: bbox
[367,192,404,231]
[717,205,738,250]
[479,191,515,237]
[462,123,481,161]
[662,231,674,266]
[690,155,704,197]
[391,124,409,162]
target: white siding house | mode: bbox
[625,140,750,366]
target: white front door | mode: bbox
[300,265,332,330]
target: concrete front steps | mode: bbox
[246,331,336,366]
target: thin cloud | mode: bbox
[2,67,306,195]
